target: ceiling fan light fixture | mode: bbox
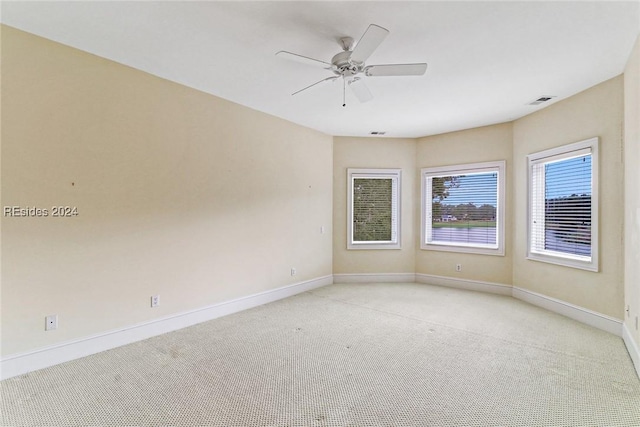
[276,23,427,104]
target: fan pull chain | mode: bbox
[342,77,346,107]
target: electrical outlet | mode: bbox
[45,314,58,331]
[455,264,462,272]
[320,226,325,234]
[291,268,296,276]
[151,295,160,308]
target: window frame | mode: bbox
[347,168,401,250]
[420,160,506,256]
[526,137,599,272]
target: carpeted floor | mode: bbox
[2,282,639,426]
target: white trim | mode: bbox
[512,286,621,335]
[420,160,506,256]
[0,275,333,380]
[4,273,633,381]
[623,323,640,379]
[527,139,595,163]
[526,137,599,272]
[415,273,512,295]
[333,273,416,283]
[347,168,402,250]
[335,273,623,339]
[414,274,623,337]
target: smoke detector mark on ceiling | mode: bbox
[528,96,556,106]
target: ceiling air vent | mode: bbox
[528,96,556,106]
[370,131,386,135]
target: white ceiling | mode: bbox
[2,1,639,138]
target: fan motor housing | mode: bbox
[331,51,361,76]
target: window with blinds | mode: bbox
[527,137,599,271]
[347,169,401,250]
[421,161,505,255]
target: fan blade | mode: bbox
[276,51,332,68]
[348,78,373,103]
[350,24,389,64]
[292,76,338,96]
[364,63,428,77]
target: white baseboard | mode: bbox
[415,273,512,296]
[623,323,640,379]
[0,275,333,380]
[333,273,416,284]
[4,272,633,380]
[409,274,623,337]
[512,286,622,336]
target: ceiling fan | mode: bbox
[276,24,428,107]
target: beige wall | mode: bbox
[333,137,416,274]
[624,34,640,347]
[3,23,636,364]
[415,123,513,284]
[332,123,513,282]
[512,76,625,319]
[1,26,333,356]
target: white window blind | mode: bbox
[347,169,401,250]
[353,178,397,242]
[527,138,598,271]
[421,161,505,255]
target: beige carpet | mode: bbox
[2,282,639,426]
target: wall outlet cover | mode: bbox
[45,315,58,331]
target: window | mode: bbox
[527,137,598,271]
[347,169,401,249]
[421,161,505,255]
